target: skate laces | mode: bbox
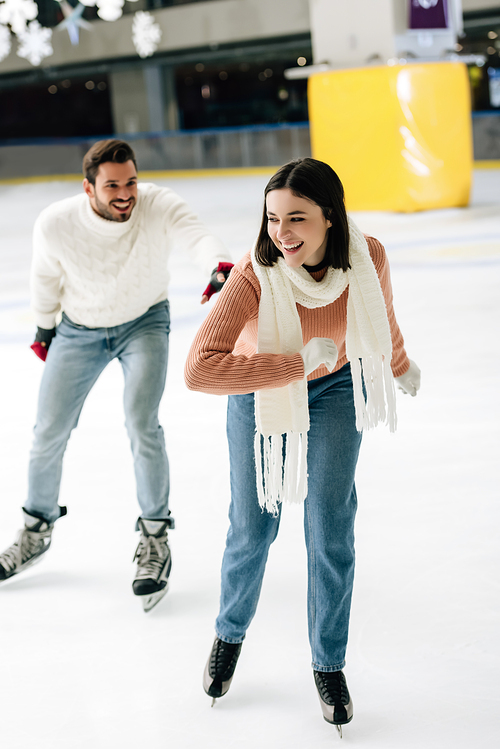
[315,671,350,706]
[0,537,23,573]
[0,526,52,573]
[133,533,169,579]
[209,639,241,679]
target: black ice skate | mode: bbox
[203,637,242,707]
[0,509,56,582]
[314,669,353,739]
[132,518,172,612]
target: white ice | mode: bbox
[0,170,499,749]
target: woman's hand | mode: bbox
[395,359,421,396]
[300,338,338,377]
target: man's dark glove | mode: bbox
[202,262,234,302]
[30,326,56,362]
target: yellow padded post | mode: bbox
[308,63,473,212]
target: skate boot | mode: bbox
[0,509,56,582]
[314,669,353,739]
[133,518,172,612]
[203,637,242,706]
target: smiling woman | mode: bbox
[254,157,351,272]
[185,157,421,735]
[266,190,332,268]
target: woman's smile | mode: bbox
[280,240,304,254]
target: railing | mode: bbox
[472,112,500,161]
[1,116,499,181]
[0,122,312,180]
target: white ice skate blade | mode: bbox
[336,724,343,739]
[140,584,168,613]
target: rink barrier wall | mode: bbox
[0,162,498,187]
[0,166,280,186]
[0,116,499,183]
[474,160,500,169]
[472,112,500,161]
[0,123,311,182]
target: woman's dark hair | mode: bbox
[254,157,350,272]
[83,139,138,185]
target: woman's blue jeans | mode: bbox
[24,302,172,526]
[216,363,362,672]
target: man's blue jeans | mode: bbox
[216,363,362,672]
[25,302,172,526]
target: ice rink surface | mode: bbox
[0,170,499,748]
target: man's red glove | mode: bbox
[30,327,56,362]
[202,262,234,301]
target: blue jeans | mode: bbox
[216,363,362,671]
[25,302,172,526]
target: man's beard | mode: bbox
[94,192,135,222]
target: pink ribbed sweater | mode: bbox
[185,235,409,395]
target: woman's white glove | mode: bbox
[300,338,338,377]
[395,359,421,397]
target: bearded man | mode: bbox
[0,139,232,611]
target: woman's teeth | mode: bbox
[282,242,303,251]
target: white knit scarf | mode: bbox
[252,217,397,515]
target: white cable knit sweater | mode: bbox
[31,182,231,329]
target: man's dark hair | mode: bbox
[83,139,138,185]
[254,157,350,272]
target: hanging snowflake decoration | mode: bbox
[0,23,11,61]
[0,0,38,35]
[96,0,124,22]
[132,11,161,59]
[77,0,124,22]
[17,19,53,65]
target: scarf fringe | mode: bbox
[351,356,397,432]
[255,431,308,515]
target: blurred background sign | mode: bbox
[409,0,450,30]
